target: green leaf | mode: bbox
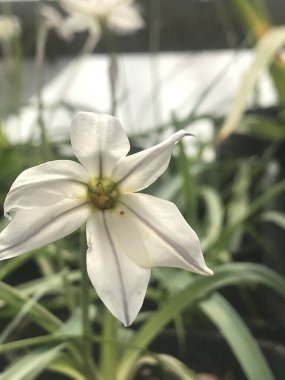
[214,180,285,250]
[0,290,44,344]
[227,163,250,251]
[19,270,80,297]
[239,115,285,141]
[218,26,285,141]
[48,356,85,380]
[200,293,274,380]
[261,210,285,230]
[0,336,70,355]
[135,354,199,380]
[0,345,65,380]
[117,263,285,380]
[55,308,82,337]
[0,281,62,333]
[200,187,224,251]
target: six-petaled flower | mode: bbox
[0,112,212,326]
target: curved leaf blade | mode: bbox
[0,345,65,380]
[118,263,285,380]
[200,293,274,380]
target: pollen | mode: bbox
[87,178,120,210]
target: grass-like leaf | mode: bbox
[200,186,224,251]
[218,26,285,141]
[0,345,65,380]
[117,263,285,380]
[200,293,274,380]
[261,210,285,230]
[0,281,61,333]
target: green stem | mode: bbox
[173,111,198,230]
[102,23,118,116]
[79,228,94,379]
[177,142,198,231]
[100,309,118,380]
[109,52,118,116]
[56,245,76,313]
[149,0,161,125]
[35,23,50,161]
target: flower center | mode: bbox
[87,178,119,210]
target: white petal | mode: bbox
[60,0,95,16]
[59,14,100,40]
[108,5,144,33]
[86,212,151,326]
[40,5,63,29]
[0,200,90,260]
[112,130,191,192]
[4,160,88,216]
[105,205,150,268]
[120,193,213,275]
[70,112,130,177]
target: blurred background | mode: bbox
[0,1,285,379]
[1,0,283,139]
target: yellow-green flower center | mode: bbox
[87,178,120,210]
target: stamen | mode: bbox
[87,178,120,210]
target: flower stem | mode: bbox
[149,0,161,125]
[172,114,199,231]
[100,308,118,380]
[35,23,50,161]
[177,141,199,231]
[102,23,118,116]
[79,227,94,379]
[56,244,76,313]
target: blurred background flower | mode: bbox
[0,14,20,41]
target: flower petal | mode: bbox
[120,193,213,275]
[108,4,145,33]
[0,200,90,260]
[4,160,88,216]
[70,112,130,177]
[59,14,100,40]
[86,211,151,326]
[60,0,95,16]
[40,5,63,29]
[105,205,150,268]
[112,130,191,192]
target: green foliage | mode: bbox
[200,294,274,380]
[0,1,285,379]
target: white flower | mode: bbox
[0,112,212,326]
[41,0,144,42]
[39,4,99,41]
[0,15,21,42]
[60,0,144,34]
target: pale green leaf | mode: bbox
[214,180,285,250]
[117,263,285,380]
[0,345,65,380]
[200,186,224,251]
[48,356,85,380]
[0,281,61,333]
[200,293,274,380]
[261,210,285,230]
[239,115,285,141]
[219,27,285,141]
[227,163,250,251]
[135,354,199,380]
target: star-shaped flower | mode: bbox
[60,0,144,34]
[0,112,212,326]
[40,0,144,42]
